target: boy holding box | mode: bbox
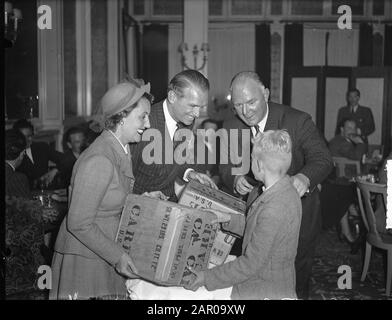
[186,130,302,299]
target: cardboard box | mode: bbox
[116,194,218,286]
[178,181,246,266]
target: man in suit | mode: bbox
[5,129,31,198]
[335,88,375,143]
[13,119,63,189]
[196,118,221,186]
[219,71,333,299]
[329,118,367,161]
[130,70,217,201]
[58,126,88,188]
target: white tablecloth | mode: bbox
[126,255,236,300]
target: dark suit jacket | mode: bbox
[220,102,333,254]
[5,163,31,198]
[335,105,375,138]
[57,150,78,188]
[130,100,202,201]
[17,142,63,187]
[328,135,367,161]
[220,102,333,196]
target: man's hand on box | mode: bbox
[142,191,169,201]
[115,253,139,279]
[185,270,205,292]
[187,171,218,190]
[234,175,254,195]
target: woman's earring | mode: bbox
[120,120,124,126]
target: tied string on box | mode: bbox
[88,76,153,133]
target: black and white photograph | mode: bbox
[3,0,392,306]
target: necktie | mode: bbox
[351,107,355,114]
[253,125,260,136]
[173,123,185,150]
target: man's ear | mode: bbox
[67,142,72,150]
[167,90,176,104]
[256,158,263,172]
[263,88,270,102]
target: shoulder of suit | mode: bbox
[359,105,372,112]
[32,141,50,149]
[222,115,248,129]
[270,102,311,121]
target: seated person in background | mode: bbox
[378,150,392,185]
[329,118,367,163]
[5,129,31,199]
[58,126,88,188]
[186,130,302,300]
[321,118,367,249]
[374,151,392,234]
[196,118,221,186]
[13,119,63,189]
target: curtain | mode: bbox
[142,25,169,102]
[384,24,392,66]
[208,24,255,101]
[303,27,359,67]
[359,23,373,66]
[283,24,303,104]
[255,24,271,88]
[168,24,183,81]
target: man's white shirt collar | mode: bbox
[351,104,359,113]
[6,161,16,171]
[163,99,178,141]
[25,147,34,163]
[251,103,269,136]
[108,130,129,154]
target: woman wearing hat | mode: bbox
[50,80,165,299]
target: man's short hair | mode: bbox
[347,88,360,97]
[6,129,27,161]
[252,130,292,175]
[229,71,265,92]
[167,70,209,96]
[13,119,34,134]
[339,117,357,129]
[200,118,220,129]
[64,126,86,143]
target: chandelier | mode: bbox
[4,1,23,48]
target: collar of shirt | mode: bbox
[251,103,269,136]
[6,161,16,172]
[108,130,129,154]
[25,147,34,163]
[351,104,359,113]
[163,99,178,141]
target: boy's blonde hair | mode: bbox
[252,130,292,175]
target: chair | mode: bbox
[356,179,392,296]
[332,156,361,179]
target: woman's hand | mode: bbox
[115,253,139,279]
[142,191,169,200]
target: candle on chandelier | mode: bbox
[4,1,13,26]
